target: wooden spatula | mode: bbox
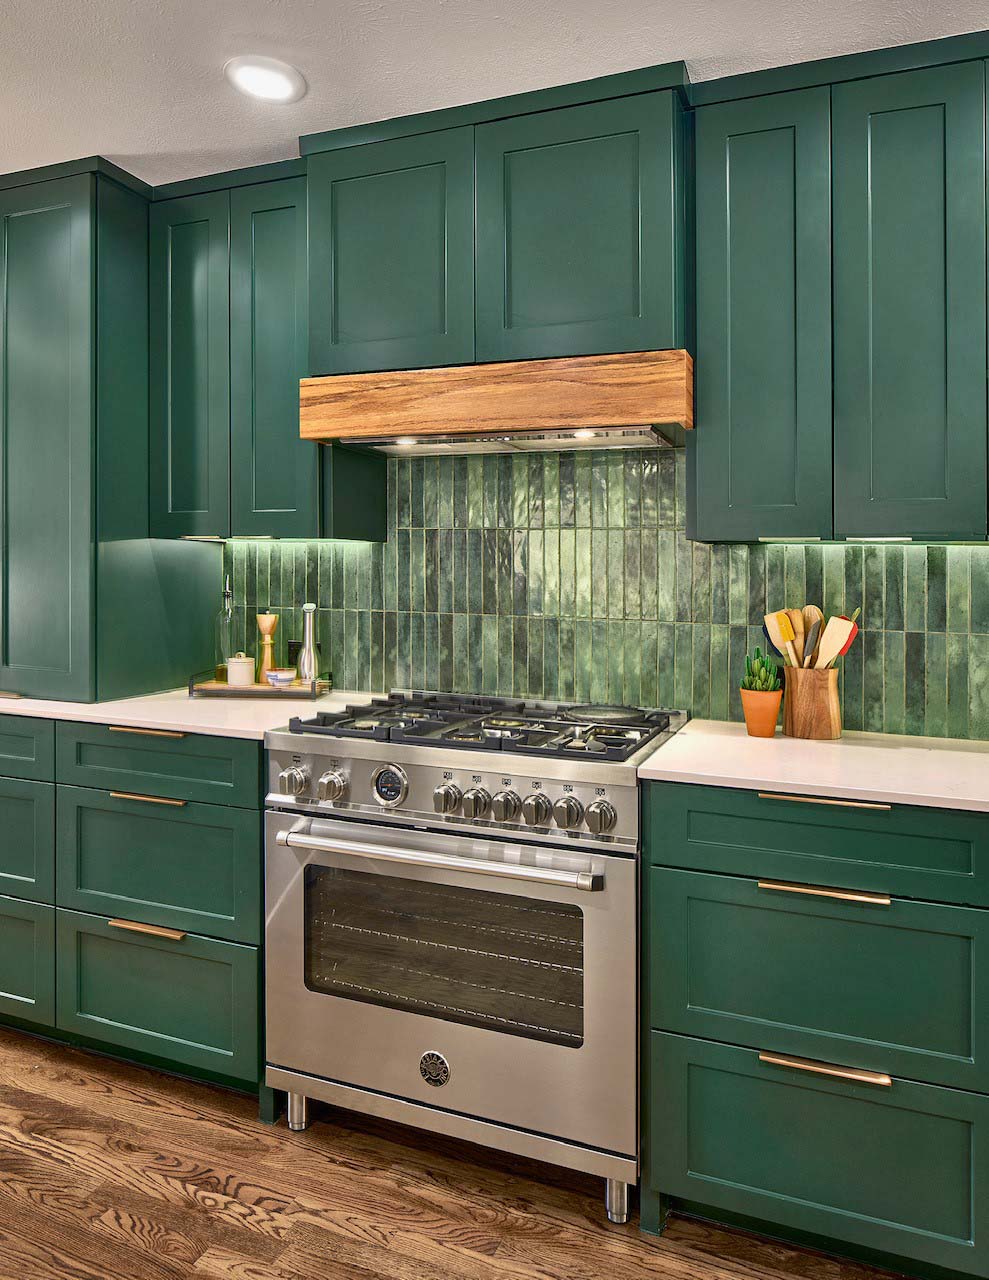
[801,605,824,663]
[814,617,856,669]
[785,609,805,666]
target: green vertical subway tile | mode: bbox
[841,630,864,733]
[575,452,592,527]
[904,545,927,631]
[904,632,926,736]
[591,530,608,619]
[607,530,624,619]
[411,612,426,686]
[481,615,498,695]
[925,631,947,738]
[728,546,748,625]
[437,613,453,691]
[481,529,498,615]
[497,614,513,695]
[497,454,513,529]
[244,543,257,609]
[656,530,676,623]
[453,530,468,613]
[558,454,576,527]
[527,617,544,697]
[437,456,454,528]
[728,626,748,723]
[330,542,345,610]
[862,629,884,733]
[317,542,331,606]
[574,528,591,618]
[543,617,559,699]
[453,457,469,529]
[969,634,989,739]
[884,546,904,631]
[331,608,345,685]
[452,613,469,691]
[747,544,766,625]
[607,453,624,527]
[640,453,659,526]
[409,458,424,528]
[409,531,425,613]
[435,530,452,614]
[467,529,484,614]
[511,454,528,528]
[467,456,484,528]
[527,454,544,528]
[383,612,397,689]
[590,452,608,527]
[512,531,528,616]
[543,530,560,618]
[624,453,641,527]
[512,617,528,695]
[710,544,729,624]
[764,544,785,613]
[623,620,641,705]
[971,548,989,632]
[395,610,411,687]
[559,528,577,617]
[843,545,863,620]
[709,625,729,721]
[673,450,687,530]
[783,544,805,609]
[691,543,712,622]
[527,529,544,617]
[395,461,411,528]
[574,619,592,701]
[607,621,625,702]
[624,529,641,620]
[422,457,438,528]
[369,611,384,692]
[386,459,398,532]
[255,543,270,611]
[926,545,947,632]
[804,545,823,612]
[657,623,675,707]
[496,530,513,617]
[883,630,905,735]
[673,623,693,710]
[394,531,409,611]
[946,546,971,634]
[657,452,676,527]
[482,456,499,529]
[822,545,845,621]
[589,621,609,702]
[423,530,438,613]
[946,632,969,739]
[861,546,883,631]
[543,454,559,528]
[640,620,658,707]
[675,531,693,621]
[691,624,711,719]
[640,531,658,620]
[356,610,371,689]
[558,618,575,701]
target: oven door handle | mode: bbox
[274,828,604,892]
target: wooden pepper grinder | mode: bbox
[256,613,278,683]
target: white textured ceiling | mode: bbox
[3,0,988,186]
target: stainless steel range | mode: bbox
[264,691,686,1223]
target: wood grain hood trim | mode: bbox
[299,350,694,443]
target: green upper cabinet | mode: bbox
[475,92,686,362]
[690,88,832,541]
[308,129,475,375]
[833,63,988,539]
[149,191,231,538]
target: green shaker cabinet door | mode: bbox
[230,178,315,537]
[150,192,231,537]
[0,714,54,781]
[308,128,474,374]
[0,778,54,902]
[649,1033,989,1277]
[691,89,832,540]
[833,64,987,538]
[0,895,54,1026]
[476,93,684,361]
[0,177,94,700]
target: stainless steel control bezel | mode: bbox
[370,763,409,807]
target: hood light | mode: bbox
[224,56,308,104]
[573,429,598,439]
[394,437,416,447]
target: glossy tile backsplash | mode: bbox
[224,449,989,739]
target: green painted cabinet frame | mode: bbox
[0,895,54,1026]
[690,87,832,540]
[308,128,475,375]
[833,62,987,538]
[476,92,687,361]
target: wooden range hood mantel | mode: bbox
[299,350,693,449]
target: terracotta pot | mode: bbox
[739,687,782,738]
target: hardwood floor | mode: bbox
[0,1027,902,1280]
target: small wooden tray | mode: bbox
[189,674,332,700]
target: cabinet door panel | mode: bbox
[309,129,474,374]
[691,88,832,540]
[0,714,54,781]
[0,176,93,698]
[833,64,987,537]
[150,192,230,537]
[476,93,683,361]
[0,778,54,902]
[230,178,315,537]
[0,895,54,1026]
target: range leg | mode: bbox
[286,1091,310,1131]
[605,1178,630,1224]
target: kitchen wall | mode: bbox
[224,449,989,739]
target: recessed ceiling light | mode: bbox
[224,55,307,104]
[573,429,598,439]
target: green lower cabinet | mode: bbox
[648,867,989,1091]
[56,908,259,1083]
[0,777,54,902]
[0,895,54,1025]
[648,1032,989,1278]
[56,787,260,943]
[0,715,54,781]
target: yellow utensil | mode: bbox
[785,609,805,666]
[766,611,799,668]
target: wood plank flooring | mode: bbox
[0,1028,903,1280]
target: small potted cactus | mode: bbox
[739,647,782,738]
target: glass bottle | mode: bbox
[214,575,234,682]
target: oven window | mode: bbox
[303,866,584,1047]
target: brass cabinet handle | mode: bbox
[758,791,891,811]
[758,879,891,906]
[108,725,187,739]
[759,1051,892,1088]
[109,791,187,807]
[108,918,187,942]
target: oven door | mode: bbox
[265,810,637,1157]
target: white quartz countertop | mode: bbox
[637,718,989,813]
[0,687,382,741]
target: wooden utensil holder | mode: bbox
[783,666,842,740]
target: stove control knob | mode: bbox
[585,799,618,835]
[278,766,309,797]
[522,793,552,827]
[316,770,348,803]
[461,787,491,820]
[491,790,521,822]
[553,795,584,830]
[433,782,462,814]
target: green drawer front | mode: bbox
[56,788,260,943]
[0,715,54,781]
[56,723,261,808]
[0,777,54,902]
[0,895,54,1026]
[56,908,259,1083]
[648,867,988,1091]
[649,1032,989,1276]
[644,781,989,907]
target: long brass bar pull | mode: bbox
[110,791,187,808]
[757,792,891,811]
[758,880,891,907]
[108,918,187,942]
[108,725,187,739]
[759,1051,892,1088]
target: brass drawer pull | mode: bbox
[759,1051,892,1088]
[758,791,891,811]
[758,879,891,906]
[108,918,187,942]
[109,791,187,807]
[108,725,187,739]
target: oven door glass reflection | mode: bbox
[303,865,584,1047]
